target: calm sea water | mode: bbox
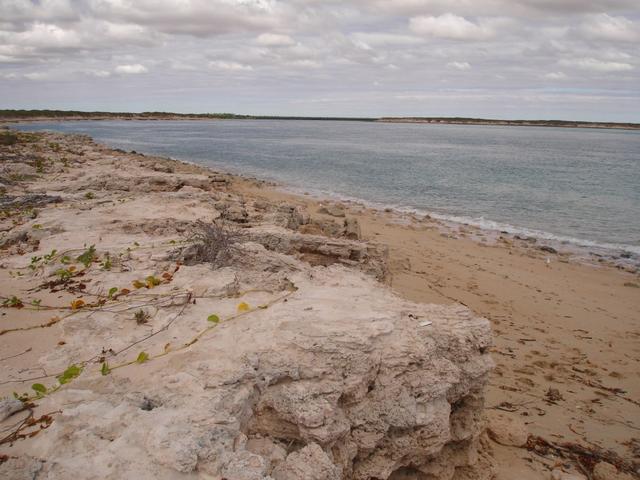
[16,120,640,256]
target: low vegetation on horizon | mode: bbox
[0,109,638,129]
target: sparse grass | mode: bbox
[134,309,150,325]
[34,157,46,173]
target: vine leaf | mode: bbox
[76,245,96,268]
[101,362,110,376]
[108,287,118,299]
[32,383,47,395]
[70,299,85,310]
[207,314,220,324]
[136,351,149,363]
[57,364,82,385]
[237,302,250,312]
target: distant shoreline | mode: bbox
[1,109,639,130]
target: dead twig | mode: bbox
[527,435,640,478]
[0,409,60,446]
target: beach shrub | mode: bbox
[0,131,18,146]
[183,220,241,268]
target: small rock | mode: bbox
[343,217,361,240]
[152,163,174,173]
[318,205,346,217]
[593,462,635,480]
[272,443,339,480]
[540,245,558,254]
[222,204,249,223]
[550,468,587,480]
[298,224,325,236]
[485,410,528,447]
[246,437,287,468]
[545,388,564,402]
[0,397,24,421]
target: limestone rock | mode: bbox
[5,266,493,480]
[246,225,388,281]
[343,217,361,240]
[485,410,528,447]
[272,443,340,480]
[0,456,44,480]
[222,204,249,223]
[246,437,287,468]
[550,468,587,480]
[152,163,174,173]
[318,204,346,217]
[593,462,635,480]
[273,204,309,230]
[0,397,23,421]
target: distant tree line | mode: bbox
[0,110,637,129]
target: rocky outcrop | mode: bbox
[4,266,492,480]
[245,225,388,281]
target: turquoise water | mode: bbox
[16,120,640,258]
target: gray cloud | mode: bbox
[0,0,638,121]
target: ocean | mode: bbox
[15,120,640,260]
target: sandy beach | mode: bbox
[1,130,638,480]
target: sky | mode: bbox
[1,0,639,121]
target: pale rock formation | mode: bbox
[485,410,528,447]
[2,264,493,480]
[245,225,388,281]
[318,204,347,217]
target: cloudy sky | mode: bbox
[1,0,639,121]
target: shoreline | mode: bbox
[4,114,640,131]
[10,122,640,271]
[1,130,639,479]
[160,152,640,273]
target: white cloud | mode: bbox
[288,59,321,68]
[409,14,494,40]
[350,32,424,47]
[447,61,471,70]
[23,72,51,80]
[580,14,639,42]
[114,63,148,74]
[256,33,295,47]
[15,22,82,49]
[209,60,253,71]
[560,57,634,72]
[543,71,567,80]
[87,69,112,78]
